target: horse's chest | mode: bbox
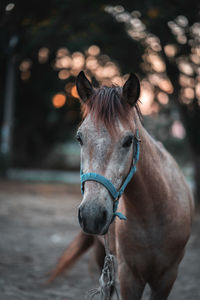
[115,220,184,278]
[116,222,166,266]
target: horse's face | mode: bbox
[77,116,135,235]
[76,71,140,235]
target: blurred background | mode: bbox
[0,0,200,203]
[0,1,200,299]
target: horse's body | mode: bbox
[109,120,193,299]
[51,72,193,299]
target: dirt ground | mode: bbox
[0,180,199,300]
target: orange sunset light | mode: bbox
[52,93,66,108]
[71,85,79,98]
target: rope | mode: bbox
[86,232,120,300]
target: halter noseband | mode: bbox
[80,130,140,221]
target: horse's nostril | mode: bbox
[94,209,108,233]
[102,210,108,222]
[78,207,83,225]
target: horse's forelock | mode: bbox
[81,86,133,135]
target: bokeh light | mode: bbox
[87,45,100,56]
[158,79,173,94]
[38,48,49,64]
[5,3,15,11]
[52,93,66,108]
[157,92,169,105]
[71,85,79,98]
[178,61,194,76]
[139,81,155,115]
[164,45,177,57]
[19,60,32,72]
[56,48,69,58]
[21,71,31,81]
[55,56,72,69]
[171,121,186,139]
[58,70,70,80]
[65,82,74,93]
[71,52,85,70]
[86,56,98,70]
[183,87,195,99]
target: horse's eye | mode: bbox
[122,136,133,148]
[76,134,83,146]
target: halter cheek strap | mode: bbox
[80,130,140,222]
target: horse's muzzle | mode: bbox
[78,204,108,235]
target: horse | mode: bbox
[50,71,193,299]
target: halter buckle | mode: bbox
[134,135,141,143]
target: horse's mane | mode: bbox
[81,86,143,135]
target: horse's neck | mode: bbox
[123,120,160,219]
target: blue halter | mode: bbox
[80,130,140,221]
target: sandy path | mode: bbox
[0,181,199,300]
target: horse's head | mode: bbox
[76,71,140,235]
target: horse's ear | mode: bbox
[122,73,140,106]
[76,71,93,102]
